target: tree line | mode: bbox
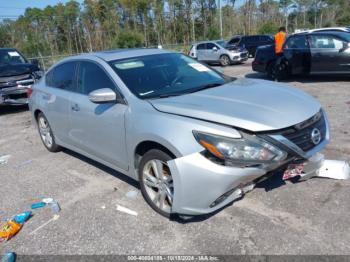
[0,0,349,58]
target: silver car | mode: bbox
[188,40,249,66]
[29,49,330,218]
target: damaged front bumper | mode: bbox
[0,85,29,105]
[168,152,349,216]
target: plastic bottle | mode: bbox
[1,252,16,262]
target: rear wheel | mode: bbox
[36,112,61,152]
[220,55,231,66]
[138,149,174,218]
[275,59,290,81]
[267,62,277,80]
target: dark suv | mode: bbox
[252,31,350,80]
[0,48,43,105]
[227,35,274,57]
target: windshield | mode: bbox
[110,53,230,99]
[0,50,27,65]
[216,40,227,48]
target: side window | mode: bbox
[197,44,206,50]
[285,35,308,49]
[246,36,259,43]
[45,70,54,87]
[310,35,344,49]
[48,62,76,91]
[77,61,116,95]
[206,43,218,49]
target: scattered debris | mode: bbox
[1,252,16,262]
[0,211,32,241]
[113,187,118,192]
[116,205,138,216]
[16,160,33,168]
[13,211,31,224]
[125,190,138,199]
[31,198,60,213]
[0,155,11,165]
[101,205,106,209]
[29,215,59,236]
[31,202,46,209]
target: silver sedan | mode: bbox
[29,49,345,218]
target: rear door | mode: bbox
[283,35,311,74]
[43,62,77,144]
[68,60,128,171]
[196,43,207,61]
[309,34,349,74]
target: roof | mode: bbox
[293,30,350,39]
[294,27,350,35]
[66,48,174,62]
[0,48,17,51]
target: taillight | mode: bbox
[27,87,33,98]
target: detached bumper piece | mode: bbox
[300,154,350,180]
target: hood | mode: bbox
[0,63,39,77]
[149,78,321,132]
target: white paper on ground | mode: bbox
[0,155,11,165]
[116,204,138,216]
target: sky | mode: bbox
[0,0,84,19]
[0,0,245,20]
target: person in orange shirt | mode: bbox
[274,26,286,55]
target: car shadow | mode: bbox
[62,146,303,224]
[62,148,140,189]
[0,105,28,116]
[245,72,350,83]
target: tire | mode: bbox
[267,62,277,80]
[275,59,290,81]
[36,112,61,152]
[219,55,231,67]
[138,149,174,218]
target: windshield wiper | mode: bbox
[189,82,223,93]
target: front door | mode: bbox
[309,34,349,74]
[69,60,128,171]
[283,35,311,75]
[205,43,220,61]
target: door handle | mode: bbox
[71,104,80,111]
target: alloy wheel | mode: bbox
[142,159,173,213]
[38,116,53,148]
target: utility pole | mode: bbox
[191,2,196,42]
[219,0,223,39]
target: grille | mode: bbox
[240,52,248,58]
[279,113,327,152]
[0,74,34,89]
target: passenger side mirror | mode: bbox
[89,88,121,104]
[212,46,218,52]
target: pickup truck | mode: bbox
[0,48,43,105]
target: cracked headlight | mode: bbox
[193,131,287,163]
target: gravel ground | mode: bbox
[0,59,349,256]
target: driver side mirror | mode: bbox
[30,59,39,66]
[89,88,123,104]
[339,42,350,52]
[212,46,218,52]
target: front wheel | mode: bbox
[220,55,231,67]
[138,149,174,218]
